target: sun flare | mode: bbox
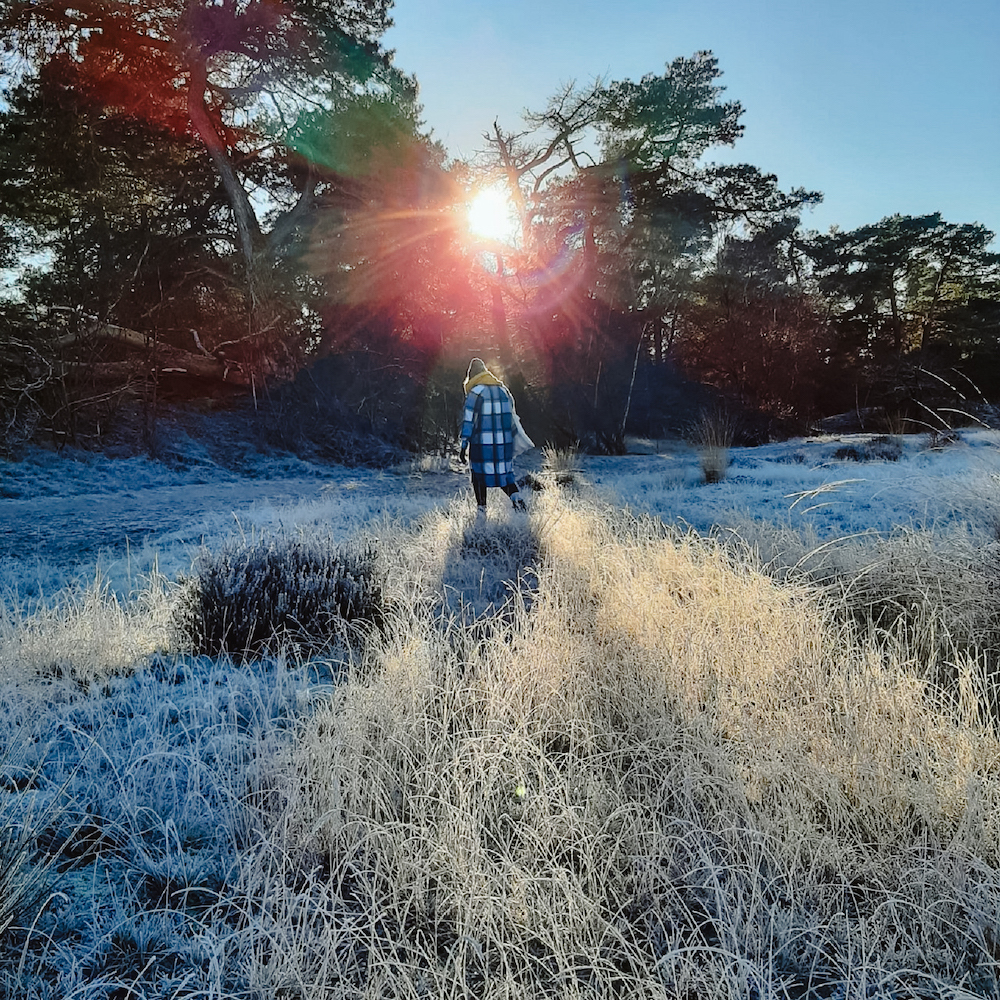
[467,186,519,245]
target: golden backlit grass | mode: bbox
[278,492,1000,996]
[0,570,176,684]
[3,488,999,996]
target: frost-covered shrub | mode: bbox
[177,535,385,657]
[833,434,903,462]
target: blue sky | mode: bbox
[385,0,999,242]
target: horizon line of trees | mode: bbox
[0,0,998,457]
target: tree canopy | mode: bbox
[0,0,428,355]
[0,17,997,453]
[0,0,462,446]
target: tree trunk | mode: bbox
[918,256,951,352]
[888,271,904,352]
[186,56,261,272]
[491,253,508,342]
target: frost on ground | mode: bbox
[0,446,474,602]
[589,428,1000,539]
[1,430,1000,998]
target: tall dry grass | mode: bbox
[250,492,1000,997]
[541,445,583,486]
[687,407,739,484]
[0,569,177,684]
[725,517,1000,699]
[4,489,1000,997]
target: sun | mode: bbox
[467,185,519,246]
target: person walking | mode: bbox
[459,358,529,514]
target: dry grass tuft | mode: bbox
[541,445,583,486]
[0,571,178,684]
[687,407,738,483]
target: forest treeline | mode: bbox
[1,0,998,458]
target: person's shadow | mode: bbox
[437,505,540,637]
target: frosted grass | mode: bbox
[1,429,1000,996]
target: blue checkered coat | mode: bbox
[461,383,516,487]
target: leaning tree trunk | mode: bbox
[186,56,262,276]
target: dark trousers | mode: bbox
[472,475,519,507]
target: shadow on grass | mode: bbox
[436,503,540,633]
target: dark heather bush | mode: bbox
[834,435,903,463]
[179,536,385,658]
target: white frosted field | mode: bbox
[2,427,1000,999]
[3,428,998,599]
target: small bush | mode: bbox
[177,535,385,658]
[833,434,903,462]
